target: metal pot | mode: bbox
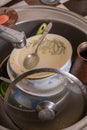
[4,68,87,130]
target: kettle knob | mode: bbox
[36,100,56,121]
[38,108,55,121]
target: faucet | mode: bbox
[0,25,26,48]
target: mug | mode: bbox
[71,41,87,85]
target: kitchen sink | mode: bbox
[0,6,87,130]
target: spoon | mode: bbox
[23,22,53,70]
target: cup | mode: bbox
[71,41,87,85]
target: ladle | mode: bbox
[23,22,53,70]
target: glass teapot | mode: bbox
[4,68,87,130]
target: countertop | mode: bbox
[2,0,87,19]
[25,0,87,16]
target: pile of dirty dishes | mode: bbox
[7,34,72,80]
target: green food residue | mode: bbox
[0,81,9,96]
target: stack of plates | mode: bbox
[7,34,72,80]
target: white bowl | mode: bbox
[7,34,72,80]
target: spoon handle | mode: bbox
[35,22,53,53]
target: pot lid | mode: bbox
[4,68,87,122]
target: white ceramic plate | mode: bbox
[8,34,72,79]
